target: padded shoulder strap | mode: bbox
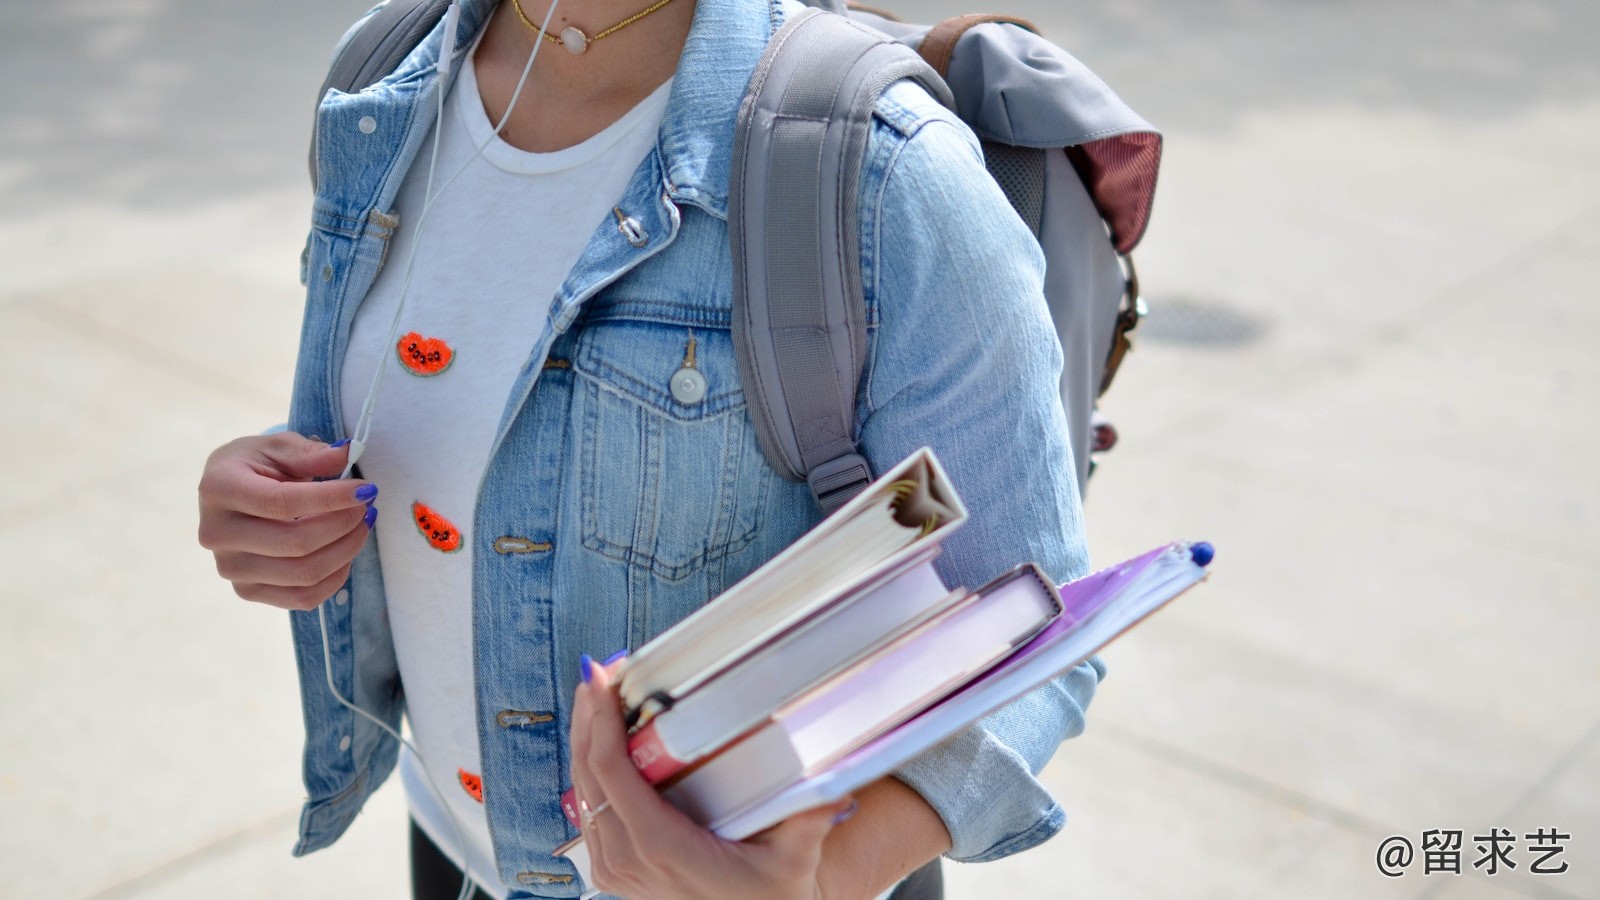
[309,0,451,189]
[730,8,953,513]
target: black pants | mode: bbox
[411,821,492,900]
[411,820,943,900]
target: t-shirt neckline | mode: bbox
[456,38,673,175]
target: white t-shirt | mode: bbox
[339,42,671,894]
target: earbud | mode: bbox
[338,438,365,479]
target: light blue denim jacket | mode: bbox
[287,0,1102,894]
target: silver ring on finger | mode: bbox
[579,798,611,830]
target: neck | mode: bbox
[489,0,695,94]
[470,0,694,151]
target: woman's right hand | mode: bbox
[197,432,378,611]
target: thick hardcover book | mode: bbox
[626,556,964,783]
[613,449,967,727]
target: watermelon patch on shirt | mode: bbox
[458,769,484,803]
[397,331,455,376]
[413,501,463,553]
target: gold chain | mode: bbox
[511,0,678,49]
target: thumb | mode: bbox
[260,433,355,481]
[745,798,855,854]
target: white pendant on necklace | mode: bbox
[560,26,589,54]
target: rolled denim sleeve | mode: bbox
[855,88,1101,862]
[894,657,1105,861]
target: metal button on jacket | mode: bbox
[671,367,707,404]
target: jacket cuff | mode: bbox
[892,657,1104,862]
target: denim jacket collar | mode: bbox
[655,0,782,218]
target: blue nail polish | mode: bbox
[354,483,379,502]
[364,505,378,529]
[579,653,594,684]
[603,648,629,666]
[1189,541,1214,567]
[330,438,351,449]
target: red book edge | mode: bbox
[626,718,691,784]
[559,788,581,829]
[559,722,691,828]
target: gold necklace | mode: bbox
[511,0,678,55]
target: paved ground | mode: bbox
[2,0,1596,898]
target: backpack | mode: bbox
[312,0,1162,513]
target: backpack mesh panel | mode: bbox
[980,142,1046,237]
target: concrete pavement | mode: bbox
[2,0,1596,897]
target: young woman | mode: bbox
[196,0,1101,896]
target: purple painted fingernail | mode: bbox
[579,653,595,684]
[603,648,629,666]
[832,799,859,826]
[354,484,378,502]
[330,438,351,449]
[364,505,378,529]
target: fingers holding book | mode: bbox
[568,654,845,899]
[569,654,693,894]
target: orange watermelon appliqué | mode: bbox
[458,769,484,803]
[413,501,463,553]
[397,332,454,376]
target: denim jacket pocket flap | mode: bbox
[571,318,745,421]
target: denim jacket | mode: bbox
[286,0,1102,894]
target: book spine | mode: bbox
[560,788,580,828]
[627,720,691,784]
[558,718,688,829]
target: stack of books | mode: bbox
[556,448,1212,877]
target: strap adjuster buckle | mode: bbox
[807,453,874,514]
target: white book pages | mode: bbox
[653,557,961,761]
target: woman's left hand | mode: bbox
[569,658,853,899]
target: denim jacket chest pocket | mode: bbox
[569,294,773,586]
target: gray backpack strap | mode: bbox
[730,9,953,513]
[309,0,450,189]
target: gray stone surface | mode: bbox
[1,0,1595,898]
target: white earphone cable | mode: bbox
[317,603,477,900]
[343,0,561,479]
[322,4,563,898]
